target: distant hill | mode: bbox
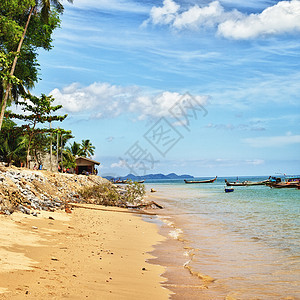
[104,173,194,181]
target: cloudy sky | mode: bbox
[32,0,300,177]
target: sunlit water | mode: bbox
[144,177,300,299]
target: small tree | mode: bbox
[8,93,67,167]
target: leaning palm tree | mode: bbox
[0,0,73,131]
[81,139,95,158]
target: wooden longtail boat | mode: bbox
[114,180,128,184]
[113,179,145,184]
[225,179,269,186]
[184,176,217,184]
[266,177,300,189]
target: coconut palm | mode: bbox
[65,141,84,157]
[0,0,73,131]
[81,139,95,158]
[63,148,76,169]
[0,122,27,166]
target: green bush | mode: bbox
[78,181,146,207]
[125,180,146,204]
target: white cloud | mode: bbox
[50,82,137,117]
[218,0,300,39]
[243,134,300,148]
[173,1,241,30]
[111,159,127,168]
[129,91,207,120]
[145,0,300,39]
[148,0,180,26]
[246,159,264,165]
[50,82,208,120]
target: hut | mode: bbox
[75,156,100,175]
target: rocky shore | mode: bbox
[0,166,108,215]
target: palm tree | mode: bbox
[0,131,27,166]
[81,139,95,158]
[0,0,73,131]
[63,149,76,169]
[65,141,84,157]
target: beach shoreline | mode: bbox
[143,181,300,300]
[145,191,218,300]
[0,205,171,299]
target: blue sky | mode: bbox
[32,0,300,177]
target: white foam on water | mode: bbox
[168,228,183,239]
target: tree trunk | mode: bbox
[26,124,36,168]
[60,133,63,170]
[57,129,59,171]
[26,134,34,168]
[49,122,53,171]
[0,6,34,131]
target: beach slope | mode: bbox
[0,205,170,299]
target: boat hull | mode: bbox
[225,179,269,186]
[184,177,217,184]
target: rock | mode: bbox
[51,257,58,261]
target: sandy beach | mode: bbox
[0,205,171,299]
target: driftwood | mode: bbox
[69,203,157,215]
[126,201,163,209]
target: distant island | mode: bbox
[105,173,194,181]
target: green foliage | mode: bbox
[79,181,146,207]
[62,148,76,169]
[81,139,95,158]
[79,182,120,206]
[30,132,51,164]
[0,115,27,165]
[66,141,84,157]
[0,52,21,84]
[0,0,67,127]
[10,93,67,123]
[0,0,34,48]
[125,180,146,204]
[8,93,67,165]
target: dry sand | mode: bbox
[0,205,171,299]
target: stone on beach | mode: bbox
[0,166,108,215]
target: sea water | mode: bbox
[144,177,300,299]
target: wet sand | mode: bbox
[145,186,300,300]
[0,205,171,299]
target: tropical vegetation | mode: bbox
[0,0,98,172]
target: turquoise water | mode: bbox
[144,177,300,299]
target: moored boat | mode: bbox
[112,179,145,184]
[225,179,269,186]
[225,187,234,193]
[266,176,300,189]
[114,179,128,184]
[184,176,217,184]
